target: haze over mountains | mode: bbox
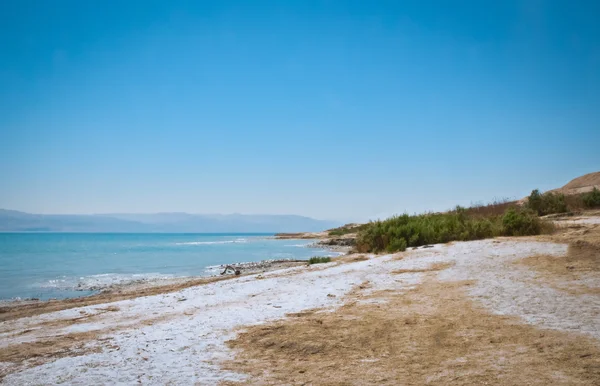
[0,210,339,233]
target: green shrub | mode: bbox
[308,256,332,264]
[527,189,543,214]
[386,238,407,253]
[582,188,600,208]
[354,204,551,253]
[355,210,503,253]
[526,189,567,216]
[501,208,541,236]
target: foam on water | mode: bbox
[34,272,181,292]
[175,238,248,246]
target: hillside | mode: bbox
[513,171,600,205]
[552,171,600,195]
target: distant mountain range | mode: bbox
[0,209,340,233]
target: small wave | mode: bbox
[175,238,247,246]
[34,273,180,292]
[285,243,311,247]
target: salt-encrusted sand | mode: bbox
[1,216,600,384]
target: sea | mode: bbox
[0,233,335,301]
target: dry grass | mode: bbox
[538,220,600,244]
[332,254,369,263]
[0,331,104,366]
[0,330,112,382]
[463,198,518,217]
[519,234,600,295]
[520,241,600,278]
[391,261,454,275]
[0,311,175,381]
[223,279,600,385]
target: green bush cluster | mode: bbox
[582,188,600,208]
[308,256,332,264]
[525,189,568,216]
[501,207,541,236]
[355,207,542,253]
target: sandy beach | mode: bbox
[1,215,600,384]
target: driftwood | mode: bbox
[221,265,241,276]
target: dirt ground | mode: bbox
[518,240,600,295]
[223,275,600,385]
[222,218,600,385]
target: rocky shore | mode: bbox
[274,228,359,254]
[0,259,310,320]
[211,259,309,275]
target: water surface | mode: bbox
[0,233,331,300]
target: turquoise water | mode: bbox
[0,233,331,301]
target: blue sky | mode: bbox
[1,1,598,222]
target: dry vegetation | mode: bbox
[224,277,600,385]
[462,198,517,217]
[222,216,600,385]
[0,330,105,376]
[0,305,178,381]
[519,219,600,296]
[520,241,599,279]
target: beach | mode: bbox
[0,233,340,302]
[1,214,599,384]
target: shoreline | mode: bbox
[1,236,346,307]
[1,215,599,383]
[0,239,352,321]
[0,243,382,322]
[0,258,310,321]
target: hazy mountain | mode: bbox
[0,209,339,233]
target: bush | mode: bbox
[386,238,407,253]
[526,189,567,216]
[582,188,600,208]
[354,205,550,253]
[501,208,541,236]
[308,256,331,264]
[355,210,503,253]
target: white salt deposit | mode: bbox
[2,239,598,385]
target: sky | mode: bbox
[0,1,599,222]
